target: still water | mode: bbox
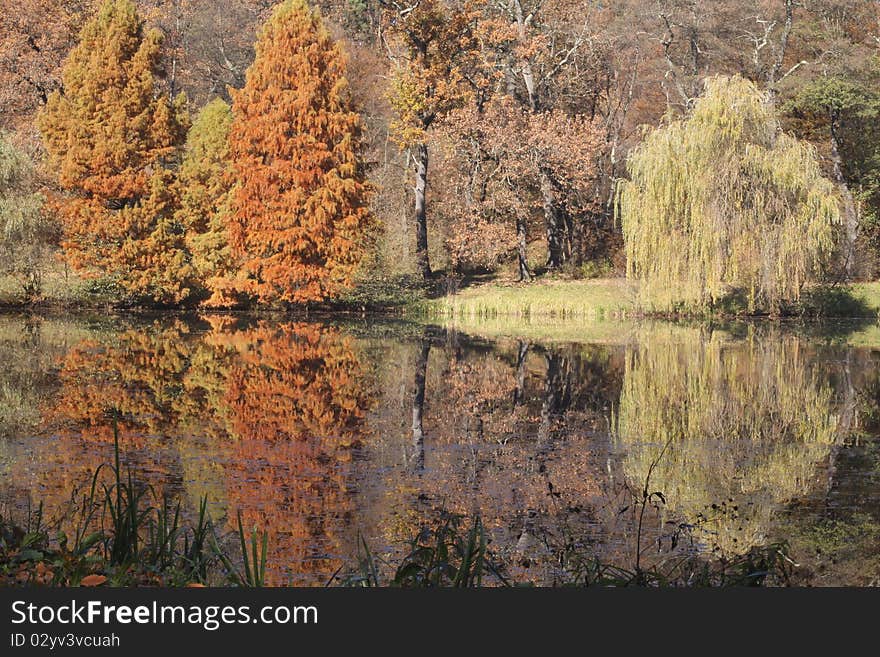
[1,314,879,585]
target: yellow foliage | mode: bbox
[617,76,840,313]
[615,325,841,556]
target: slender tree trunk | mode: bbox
[606,133,619,212]
[513,0,566,274]
[514,341,529,406]
[765,0,795,101]
[537,353,563,448]
[413,142,431,279]
[513,0,536,112]
[516,213,531,282]
[410,338,430,471]
[838,347,856,437]
[540,167,566,269]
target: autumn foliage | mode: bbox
[38,0,191,304]
[6,0,879,305]
[219,323,368,581]
[227,0,372,305]
[439,98,606,274]
[40,318,371,584]
[176,98,237,306]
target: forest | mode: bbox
[5,0,880,596]
[1,0,880,312]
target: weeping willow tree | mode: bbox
[0,134,53,300]
[617,76,841,313]
[615,326,841,557]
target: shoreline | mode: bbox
[4,277,880,321]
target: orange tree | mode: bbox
[38,0,191,305]
[228,0,372,306]
[218,322,370,583]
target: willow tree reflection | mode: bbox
[615,326,842,557]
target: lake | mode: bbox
[1,313,879,585]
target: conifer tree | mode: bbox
[38,0,191,305]
[176,98,238,307]
[228,0,372,305]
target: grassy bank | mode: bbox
[426,278,880,321]
[427,278,639,320]
[0,267,119,311]
[0,269,429,314]
[8,269,880,320]
[845,282,880,314]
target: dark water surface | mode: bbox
[1,314,879,585]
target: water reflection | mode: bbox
[365,334,619,584]
[615,326,843,558]
[14,318,371,584]
[1,316,878,585]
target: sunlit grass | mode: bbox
[847,282,880,314]
[0,266,91,306]
[428,278,638,320]
[427,277,880,324]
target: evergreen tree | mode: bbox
[228,0,372,305]
[38,0,191,305]
[176,98,237,307]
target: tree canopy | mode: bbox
[38,0,192,305]
[227,0,372,305]
[617,75,841,314]
[176,98,236,306]
[1,1,878,310]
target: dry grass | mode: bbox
[429,277,638,321]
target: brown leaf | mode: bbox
[80,574,107,587]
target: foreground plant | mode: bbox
[2,421,798,588]
[340,513,501,588]
[1,420,247,587]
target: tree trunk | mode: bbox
[540,167,565,269]
[516,213,531,282]
[765,0,795,101]
[413,142,431,279]
[410,338,430,471]
[838,347,856,437]
[536,353,563,448]
[513,341,529,406]
[513,0,537,112]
